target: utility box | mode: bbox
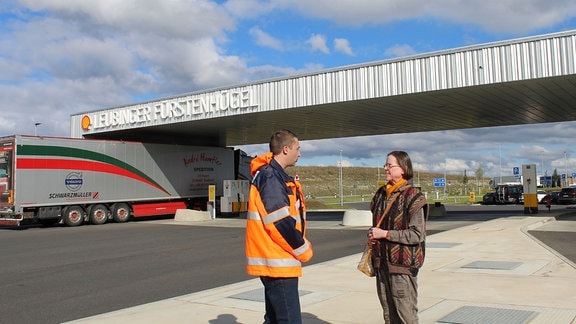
[221,180,249,216]
[522,164,538,214]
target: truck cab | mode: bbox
[0,138,15,221]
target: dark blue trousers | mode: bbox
[260,276,302,324]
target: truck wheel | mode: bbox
[63,206,85,227]
[112,203,131,223]
[89,204,109,225]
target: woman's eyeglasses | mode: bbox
[384,163,400,169]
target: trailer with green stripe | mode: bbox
[0,135,245,226]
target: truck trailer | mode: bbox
[0,135,250,227]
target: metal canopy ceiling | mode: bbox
[77,31,576,147]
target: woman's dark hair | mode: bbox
[269,129,298,155]
[388,150,413,180]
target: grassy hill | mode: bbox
[285,166,493,208]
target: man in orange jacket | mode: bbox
[245,129,313,324]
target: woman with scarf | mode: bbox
[368,151,428,323]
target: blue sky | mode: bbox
[1,0,576,180]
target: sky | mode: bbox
[1,0,576,180]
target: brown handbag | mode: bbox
[357,243,376,277]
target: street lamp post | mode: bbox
[565,151,568,187]
[339,150,343,206]
[540,151,544,187]
[34,122,42,136]
[499,143,502,185]
[540,151,544,175]
[443,160,447,196]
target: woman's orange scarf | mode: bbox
[385,178,407,199]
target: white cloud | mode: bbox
[225,0,275,19]
[340,159,353,167]
[249,27,284,51]
[384,44,417,58]
[0,115,16,134]
[307,34,330,54]
[19,0,234,39]
[334,38,354,55]
[427,0,576,34]
[0,0,255,137]
[273,0,576,33]
[8,0,242,91]
[247,63,326,81]
[236,121,576,178]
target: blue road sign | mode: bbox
[513,167,520,175]
[540,176,553,187]
[433,177,446,187]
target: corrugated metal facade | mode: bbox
[250,31,575,110]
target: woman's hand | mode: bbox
[368,227,389,243]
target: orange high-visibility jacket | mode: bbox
[245,152,313,278]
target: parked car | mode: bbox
[482,192,498,204]
[558,187,576,205]
[541,191,560,204]
[537,190,547,203]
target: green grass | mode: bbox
[287,166,551,206]
[286,166,563,206]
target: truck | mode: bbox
[0,135,251,227]
[490,176,522,189]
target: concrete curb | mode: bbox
[429,203,447,217]
[341,210,372,226]
[521,216,576,270]
[174,209,212,222]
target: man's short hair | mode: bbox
[269,129,298,155]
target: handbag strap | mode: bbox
[374,185,410,228]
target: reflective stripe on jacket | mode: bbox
[245,153,313,278]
